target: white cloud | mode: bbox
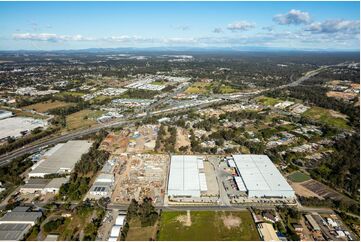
[227,21,255,31]
[305,20,360,34]
[213,27,223,33]
[273,9,311,25]
[102,35,155,43]
[13,33,93,42]
[11,30,359,50]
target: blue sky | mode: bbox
[0,1,359,51]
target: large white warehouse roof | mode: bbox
[167,155,206,197]
[29,140,92,177]
[232,155,294,198]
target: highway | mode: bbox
[0,65,328,167]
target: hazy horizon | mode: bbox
[0,1,359,51]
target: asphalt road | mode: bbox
[0,65,328,167]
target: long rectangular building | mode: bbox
[29,140,92,178]
[231,154,294,198]
[167,155,207,197]
[0,207,42,241]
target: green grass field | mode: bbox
[24,100,74,113]
[158,211,260,241]
[288,171,311,183]
[185,82,212,94]
[150,81,166,86]
[66,109,103,130]
[125,218,158,241]
[217,84,240,94]
[302,107,349,129]
[257,96,282,106]
[57,91,85,97]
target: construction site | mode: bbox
[111,154,169,205]
[100,124,159,154]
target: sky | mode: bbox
[0,1,359,51]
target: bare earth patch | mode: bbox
[329,109,348,119]
[222,215,241,229]
[175,127,191,152]
[176,210,192,227]
[326,91,357,101]
[290,181,322,199]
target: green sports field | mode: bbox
[158,210,260,241]
[288,171,311,183]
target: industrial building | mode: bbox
[0,208,42,226]
[87,160,115,200]
[167,155,207,198]
[257,222,280,241]
[89,182,112,198]
[42,177,69,194]
[0,207,42,241]
[20,177,69,195]
[305,214,320,231]
[228,155,294,198]
[0,110,13,120]
[109,225,121,240]
[44,234,59,241]
[0,117,48,140]
[108,213,126,241]
[29,140,92,178]
[20,179,51,194]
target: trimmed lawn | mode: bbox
[24,101,74,113]
[158,211,259,241]
[288,171,311,183]
[302,107,349,129]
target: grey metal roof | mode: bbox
[30,140,92,175]
[11,207,30,212]
[44,177,69,189]
[0,211,42,223]
[0,223,31,241]
[22,179,50,189]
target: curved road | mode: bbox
[0,65,328,167]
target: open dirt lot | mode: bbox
[127,125,158,153]
[25,100,74,113]
[290,181,322,198]
[198,108,226,118]
[301,179,351,201]
[326,91,357,101]
[175,127,190,152]
[100,125,158,154]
